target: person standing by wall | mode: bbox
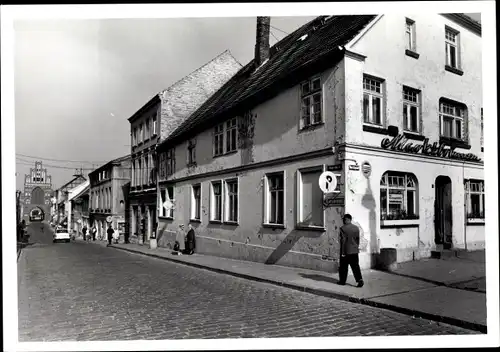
[338,214,364,287]
[184,224,196,255]
[107,224,114,246]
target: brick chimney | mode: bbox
[254,16,271,67]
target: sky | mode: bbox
[14,12,481,190]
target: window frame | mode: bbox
[223,178,239,224]
[226,118,238,153]
[405,18,416,52]
[296,165,326,230]
[263,171,286,227]
[209,180,223,223]
[166,148,175,177]
[152,115,157,136]
[380,171,419,225]
[213,123,224,157]
[299,76,323,129]
[190,183,202,222]
[465,179,485,224]
[363,75,385,126]
[445,26,460,69]
[187,139,196,166]
[439,99,466,141]
[402,86,421,134]
[145,118,150,141]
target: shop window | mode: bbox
[363,75,385,125]
[403,86,421,133]
[380,172,419,220]
[300,76,322,128]
[264,172,285,226]
[297,167,324,228]
[465,180,485,223]
[191,184,201,221]
[210,181,223,222]
[224,179,238,223]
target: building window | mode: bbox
[440,99,466,140]
[213,123,224,156]
[224,179,238,223]
[139,124,143,143]
[145,118,150,140]
[298,168,324,228]
[226,118,238,153]
[363,75,384,125]
[132,161,136,187]
[300,77,322,128]
[144,154,149,185]
[166,149,175,177]
[210,181,223,222]
[465,180,485,221]
[405,18,416,51]
[160,186,175,218]
[403,86,421,133]
[188,139,196,166]
[191,184,201,221]
[380,172,418,221]
[158,152,166,180]
[265,172,285,225]
[445,27,460,69]
[138,159,142,186]
[152,116,157,136]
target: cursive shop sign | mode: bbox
[381,134,481,162]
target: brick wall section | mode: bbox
[159,51,242,141]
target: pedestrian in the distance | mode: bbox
[82,226,88,241]
[338,214,364,287]
[113,227,120,244]
[91,226,97,241]
[175,224,185,255]
[184,224,196,255]
[107,224,114,246]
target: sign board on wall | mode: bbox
[348,164,360,171]
[319,171,338,194]
[327,164,342,172]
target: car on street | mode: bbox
[53,228,71,243]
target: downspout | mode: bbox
[463,160,467,251]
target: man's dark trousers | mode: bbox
[339,254,363,284]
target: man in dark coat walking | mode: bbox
[106,224,114,246]
[184,224,196,255]
[338,213,364,287]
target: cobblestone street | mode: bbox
[18,223,477,341]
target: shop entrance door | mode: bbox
[434,176,453,249]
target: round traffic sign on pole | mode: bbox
[319,171,338,194]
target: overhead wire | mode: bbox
[16,153,109,164]
[270,25,289,36]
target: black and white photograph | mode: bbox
[2,1,498,351]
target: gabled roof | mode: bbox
[68,180,90,202]
[89,154,131,177]
[157,15,376,151]
[58,175,86,191]
[127,50,242,124]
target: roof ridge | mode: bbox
[160,49,241,96]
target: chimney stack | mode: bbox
[254,16,271,67]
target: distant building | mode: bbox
[21,161,54,222]
[127,50,242,244]
[88,155,131,241]
[67,180,90,237]
[53,173,87,226]
[155,14,483,272]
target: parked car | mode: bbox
[53,228,71,243]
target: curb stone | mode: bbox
[109,245,487,334]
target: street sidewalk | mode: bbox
[76,238,487,333]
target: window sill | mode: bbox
[380,219,420,228]
[209,220,223,224]
[263,223,285,229]
[405,49,420,59]
[295,225,326,232]
[159,216,174,220]
[403,131,426,141]
[467,218,485,225]
[445,65,464,76]
[299,122,324,132]
[363,124,389,135]
[439,136,471,150]
[223,221,239,226]
[189,219,202,223]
